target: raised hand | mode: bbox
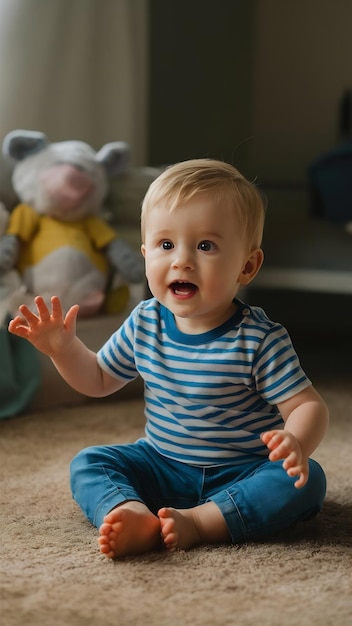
[261,429,309,488]
[8,295,80,358]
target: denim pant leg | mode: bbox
[210,458,326,542]
[70,442,147,527]
[70,439,204,528]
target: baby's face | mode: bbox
[141,192,253,334]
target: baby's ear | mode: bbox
[239,249,264,285]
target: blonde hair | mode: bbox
[141,159,266,251]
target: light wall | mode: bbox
[0,0,148,164]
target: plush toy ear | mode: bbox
[95,141,130,177]
[2,130,49,161]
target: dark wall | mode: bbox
[148,0,256,174]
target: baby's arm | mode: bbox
[8,296,124,398]
[261,386,329,488]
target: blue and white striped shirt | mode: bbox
[97,298,311,466]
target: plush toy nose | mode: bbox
[39,163,93,210]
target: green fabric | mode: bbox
[0,320,41,418]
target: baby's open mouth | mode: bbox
[169,281,197,296]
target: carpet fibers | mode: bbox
[0,382,351,626]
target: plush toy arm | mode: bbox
[106,239,144,283]
[0,235,19,273]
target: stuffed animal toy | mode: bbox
[0,203,41,419]
[0,130,144,316]
[0,201,26,326]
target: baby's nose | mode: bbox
[171,248,194,269]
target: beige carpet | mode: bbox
[1,382,351,626]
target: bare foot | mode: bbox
[158,501,231,551]
[158,507,201,551]
[98,501,161,558]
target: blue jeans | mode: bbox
[70,438,326,541]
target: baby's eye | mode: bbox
[198,240,215,252]
[161,240,174,250]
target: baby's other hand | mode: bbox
[8,295,79,357]
[261,429,309,488]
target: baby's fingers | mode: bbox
[64,304,80,332]
[268,442,291,462]
[8,315,31,337]
[49,296,64,319]
[282,449,301,468]
[287,466,308,489]
[17,303,40,325]
[261,430,283,449]
[261,431,289,460]
[33,296,54,320]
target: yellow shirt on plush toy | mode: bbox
[7,203,117,275]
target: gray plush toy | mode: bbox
[0,130,144,316]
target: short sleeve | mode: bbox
[252,326,311,404]
[97,307,139,382]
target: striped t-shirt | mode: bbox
[97,298,311,466]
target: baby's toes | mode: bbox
[98,541,115,558]
[98,535,109,547]
[159,516,173,536]
[159,521,176,550]
[108,531,118,543]
[162,532,178,551]
[99,522,112,536]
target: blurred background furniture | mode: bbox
[247,87,352,344]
